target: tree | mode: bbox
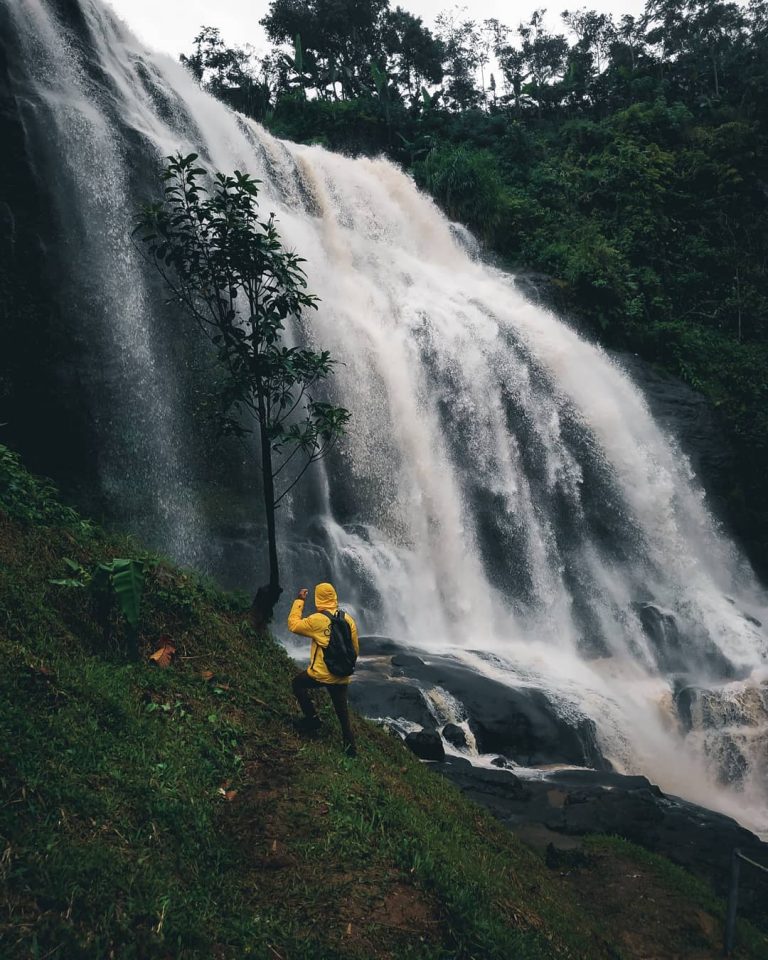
[381,7,444,101]
[262,0,389,99]
[180,27,271,119]
[518,10,569,117]
[136,154,350,624]
[434,9,483,110]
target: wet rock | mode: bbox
[406,660,608,769]
[490,756,515,769]
[442,723,468,749]
[634,601,735,680]
[431,762,529,811]
[392,653,426,669]
[440,754,473,769]
[347,679,435,730]
[431,760,768,930]
[352,650,610,769]
[405,729,445,762]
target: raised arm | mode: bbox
[287,588,315,638]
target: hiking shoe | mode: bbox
[292,716,322,737]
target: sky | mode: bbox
[103,0,646,60]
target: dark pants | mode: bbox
[292,670,356,749]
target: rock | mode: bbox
[347,678,435,730]
[432,762,529,813]
[440,754,473,769]
[357,636,403,657]
[351,649,609,769]
[490,756,515,769]
[405,730,445,762]
[392,653,426,669]
[431,759,768,930]
[634,601,735,680]
[442,723,468,749]
[406,658,609,769]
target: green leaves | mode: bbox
[136,155,350,576]
[51,557,148,659]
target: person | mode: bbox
[287,582,360,757]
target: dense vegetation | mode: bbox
[182,0,768,575]
[2,443,767,958]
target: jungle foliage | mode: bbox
[182,0,768,573]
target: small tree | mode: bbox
[136,153,350,625]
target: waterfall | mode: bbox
[4,0,768,831]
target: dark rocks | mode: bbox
[431,759,768,929]
[431,762,529,813]
[405,729,445,762]
[347,678,435,730]
[406,660,608,769]
[634,601,735,680]
[358,636,402,656]
[490,756,515,769]
[392,653,426,669]
[442,723,468,749]
[352,645,610,769]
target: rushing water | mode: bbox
[5,0,768,831]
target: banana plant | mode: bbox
[51,557,148,659]
[281,33,314,97]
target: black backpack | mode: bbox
[321,610,357,677]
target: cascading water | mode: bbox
[4,0,768,831]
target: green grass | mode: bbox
[1,443,766,959]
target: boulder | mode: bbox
[633,601,735,680]
[405,730,445,762]
[490,756,515,769]
[347,678,435,730]
[442,722,468,749]
[392,653,426,669]
[405,658,609,769]
[351,649,610,769]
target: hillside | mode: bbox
[1,442,766,960]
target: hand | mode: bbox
[298,588,308,601]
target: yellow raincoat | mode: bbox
[287,582,359,685]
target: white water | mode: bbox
[8,0,768,832]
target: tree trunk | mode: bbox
[251,397,283,630]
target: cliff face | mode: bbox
[0,9,96,495]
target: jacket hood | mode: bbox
[314,582,338,612]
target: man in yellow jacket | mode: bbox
[288,581,360,757]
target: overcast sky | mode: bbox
[103,0,646,60]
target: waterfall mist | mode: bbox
[5,0,768,832]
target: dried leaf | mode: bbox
[149,642,176,668]
[201,670,214,681]
[345,922,353,936]
[217,781,237,801]
[271,839,278,852]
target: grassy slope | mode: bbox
[0,445,765,960]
